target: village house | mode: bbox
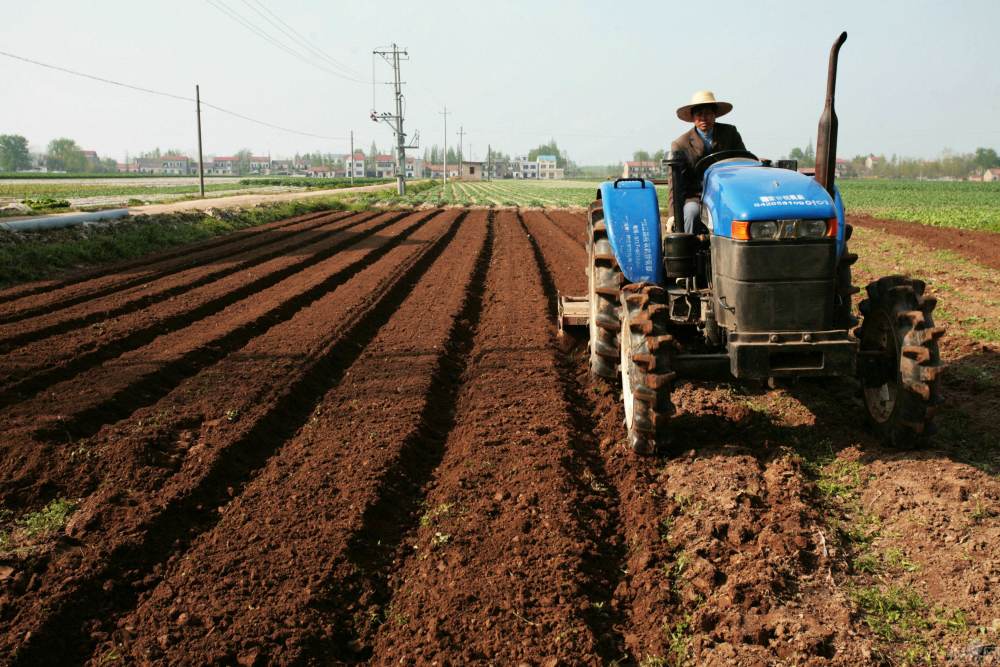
[537,154,564,180]
[622,160,659,179]
[983,168,1000,182]
[345,152,366,178]
[131,155,193,175]
[512,156,538,179]
[248,156,271,174]
[206,156,238,175]
[374,154,395,178]
[428,164,461,178]
[459,161,484,181]
[306,165,334,178]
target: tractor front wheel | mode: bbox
[620,284,677,454]
[588,199,622,379]
[857,275,945,447]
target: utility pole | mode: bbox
[488,144,492,181]
[372,43,416,195]
[457,125,465,178]
[195,84,205,198]
[349,130,354,186]
[440,106,449,186]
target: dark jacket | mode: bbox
[669,123,746,206]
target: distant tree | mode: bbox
[0,134,31,171]
[803,140,815,167]
[446,146,458,165]
[973,147,999,171]
[234,148,253,175]
[99,158,118,173]
[140,148,162,159]
[46,137,86,172]
[528,140,566,167]
[632,150,651,162]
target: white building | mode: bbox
[537,154,564,180]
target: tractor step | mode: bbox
[557,293,589,333]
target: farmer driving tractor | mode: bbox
[670,91,747,233]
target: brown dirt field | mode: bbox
[851,214,1000,272]
[1,208,997,666]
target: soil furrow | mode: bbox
[542,209,588,248]
[0,209,345,322]
[92,210,491,664]
[0,210,340,307]
[367,210,622,664]
[0,211,434,507]
[518,209,632,657]
[0,211,387,408]
[5,209,465,665]
[0,209,371,352]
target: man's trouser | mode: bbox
[683,201,703,234]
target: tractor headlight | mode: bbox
[797,219,829,238]
[749,221,778,239]
[732,218,838,240]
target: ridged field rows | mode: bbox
[91,210,493,664]
[2,208,465,663]
[0,209,415,508]
[364,210,629,664]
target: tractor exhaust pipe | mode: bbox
[814,31,847,196]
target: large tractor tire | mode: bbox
[833,224,860,329]
[588,199,622,379]
[856,275,945,447]
[619,284,677,454]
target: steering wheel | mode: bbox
[693,150,759,180]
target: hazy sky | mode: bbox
[2,0,998,164]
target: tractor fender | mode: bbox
[833,187,847,258]
[596,179,664,284]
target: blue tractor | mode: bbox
[559,33,944,453]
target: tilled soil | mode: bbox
[1,209,997,666]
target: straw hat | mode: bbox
[676,91,733,122]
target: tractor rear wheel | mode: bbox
[588,199,622,379]
[620,284,677,454]
[857,275,944,447]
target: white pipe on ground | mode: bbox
[0,208,130,232]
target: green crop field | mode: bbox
[837,179,1000,233]
[377,180,669,209]
[372,178,1000,233]
[0,181,248,200]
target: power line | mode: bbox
[205,0,370,84]
[245,0,361,78]
[0,49,345,140]
[0,49,192,103]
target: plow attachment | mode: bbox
[557,292,589,334]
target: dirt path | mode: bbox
[1,207,997,665]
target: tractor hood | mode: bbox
[703,161,837,237]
